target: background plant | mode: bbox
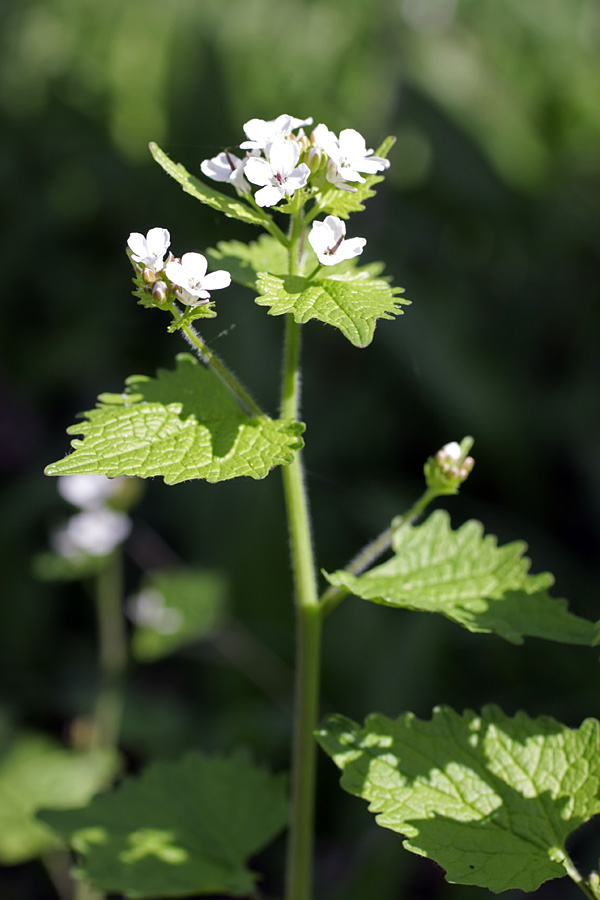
[2,1,600,898]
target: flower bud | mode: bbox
[424,437,475,494]
[143,267,156,284]
[152,280,168,303]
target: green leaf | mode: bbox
[130,567,228,662]
[317,706,600,894]
[325,509,596,644]
[40,750,288,898]
[44,354,304,485]
[33,550,109,582]
[255,270,408,348]
[206,235,289,290]
[314,136,396,220]
[0,736,118,864]
[149,143,266,228]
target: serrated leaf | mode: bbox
[315,136,396,220]
[0,736,118,864]
[130,567,228,662]
[317,706,600,893]
[325,509,596,644]
[255,270,407,348]
[45,354,304,485]
[40,750,288,898]
[149,143,266,228]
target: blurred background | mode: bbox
[1,0,600,897]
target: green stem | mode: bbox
[92,549,127,751]
[171,306,263,417]
[281,212,322,900]
[563,853,597,899]
[246,195,290,247]
[319,486,439,617]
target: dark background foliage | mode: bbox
[1,0,599,897]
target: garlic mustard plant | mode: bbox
[44,111,600,900]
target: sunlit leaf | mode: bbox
[325,510,596,644]
[0,736,117,864]
[255,270,407,348]
[40,750,288,898]
[149,143,267,228]
[45,354,304,485]
[317,706,600,893]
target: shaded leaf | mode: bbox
[255,270,407,347]
[130,567,228,662]
[0,736,117,864]
[40,750,288,898]
[317,706,600,894]
[325,509,596,644]
[149,143,266,228]
[45,354,304,485]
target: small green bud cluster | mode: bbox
[424,437,475,495]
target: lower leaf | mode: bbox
[317,705,600,893]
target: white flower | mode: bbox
[51,509,132,559]
[240,114,313,151]
[126,588,182,635]
[58,475,126,511]
[312,124,390,187]
[308,216,366,266]
[244,139,310,208]
[127,227,171,272]
[200,150,251,195]
[165,252,231,305]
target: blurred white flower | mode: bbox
[308,216,366,266]
[200,150,251,195]
[244,139,310,207]
[127,227,171,272]
[51,509,132,559]
[126,588,182,635]
[240,114,313,151]
[165,252,231,305]
[58,475,126,511]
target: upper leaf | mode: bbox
[130,567,228,662]
[0,736,117,864]
[40,750,288,898]
[314,136,396,220]
[325,509,596,644]
[149,143,267,228]
[255,270,408,348]
[317,706,600,894]
[45,354,304,485]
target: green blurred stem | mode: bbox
[282,214,322,900]
[73,881,103,900]
[92,549,127,751]
[319,487,439,617]
[172,308,263,417]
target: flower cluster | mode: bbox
[200,114,390,272]
[127,228,231,307]
[52,475,132,559]
[201,114,390,209]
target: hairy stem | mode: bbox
[92,549,127,751]
[169,304,263,417]
[282,214,322,900]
